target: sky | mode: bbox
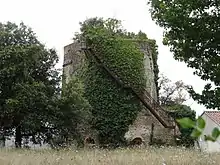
[0,0,209,116]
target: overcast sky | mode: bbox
[0,0,209,116]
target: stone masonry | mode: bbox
[63,41,176,146]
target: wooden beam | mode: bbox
[83,49,175,129]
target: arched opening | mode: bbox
[130,137,143,146]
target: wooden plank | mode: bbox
[83,49,175,129]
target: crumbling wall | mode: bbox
[140,42,158,101]
[124,108,175,146]
[63,42,85,84]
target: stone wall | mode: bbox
[63,41,175,146]
[63,42,85,84]
[124,108,175,146]
[124,41,175,145]
[139,41,158,101]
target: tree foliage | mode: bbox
[149,0,220,109]
[167,104,196,147]
[149,0,220,142]
[178,116,220,142]
[49,77,91,148]
[0,22,92,148]
[0,22,60,147]
[76,17,159,147]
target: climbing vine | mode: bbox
[75,17,159,147]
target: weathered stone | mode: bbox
[63,42,85,84]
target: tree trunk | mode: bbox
[0,136,5,148]
[15,126,22,148]
[0,128,5,148]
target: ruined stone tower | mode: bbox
[63,41,177,146]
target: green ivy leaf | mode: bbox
[197,116,206,129]
[191,128,202,138]
[211,127,220,140]
[204,135,215,142]
[177,117,196,129]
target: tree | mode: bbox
[50,77,91,148]
[158,74,189,106]
[149,0,220,142]
[0,22,60,148]
[158,74,196,146]
[149,0,220,110]
[167,104,196,147]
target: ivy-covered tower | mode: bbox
[63,39,177,146]
[62,15,178,148]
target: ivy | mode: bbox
[76,17,159,147]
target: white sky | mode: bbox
[0,0,209,116]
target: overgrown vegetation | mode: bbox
[76,18,149,147]
[167,104,196,147]
[50,77,91,148]
[0,22,60,148]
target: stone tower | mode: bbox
[63,41,176,146]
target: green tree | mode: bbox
[50,77,91,148]
[167,104,196,147]
[76,17,151,147]
[0,22,60,148]
[149,0,220,109]
[149,0,220,141]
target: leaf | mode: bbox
[191,128,202,138]
[177,117,196,129]
[197,116,206,129]
[204,135,215,142]
[211,127,220,140]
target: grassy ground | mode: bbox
[0,147,218,165]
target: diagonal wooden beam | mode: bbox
[83,48,175,129]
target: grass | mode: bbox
[0,146,218,165]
